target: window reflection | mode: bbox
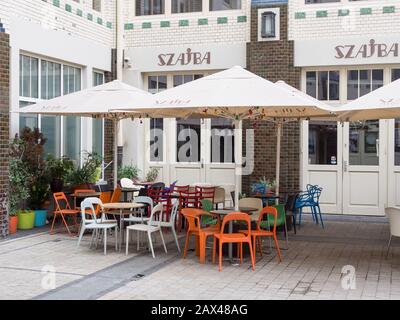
[349,120,379,166]
[308,121,337,165]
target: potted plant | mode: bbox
[66,152,102,191]
[118,164,140,181]
[251,176,276,196]
[46,155,74,192]
[145,167,160,182]
[8,158,32,233]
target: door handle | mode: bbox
[343,160,348,172]
[376,139,379,157]
[201,158,204,169]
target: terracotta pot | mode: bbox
[8,216,18,234]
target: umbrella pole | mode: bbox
[275,121,282,205]
[234,120,241,211]
[114,119,119,189]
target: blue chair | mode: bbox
[294,185,324,228]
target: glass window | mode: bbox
[349,120,379,166]
[308,121,337,165]
[41,60,61,100]
[306,71,339,101]
[395,119,400,166]
[19,101,38,132]
[136,0,165,15]
[211,119,234,163]
[210,0,241,11]
[150,118,164,162]
[148,75,167,93]
[305,0,339,3]
[347,69,383,100]
[42,115,61,158]
[392,69,400,82]
[92,0,101,11]
[92,119,103,157]
[261,12,276,39]
[63,116,81,165]
[172,0,202,13]
[63,65,81,95]
[173,74,203,87]
[93,71,104,87]
[177,119,201,162]
[19,55,38,98]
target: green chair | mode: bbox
[200,199,218,226]
[260,204,288,247]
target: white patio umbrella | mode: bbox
[19,80,155,188]
[337,78,400,121]
[113,66,335,209]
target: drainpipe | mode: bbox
[114,0,124,187]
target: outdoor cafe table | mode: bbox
[210,207,258,262]
[72,191,101,209]
[102,202,145,251]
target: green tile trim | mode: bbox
[53,0,60,7]
[338,9,349,17]
[76,9,83,17]
[360,8,372,15]
[87,13,93,21]
[179,19,189,26]
[295,12,306,19]
[383,6,395,14]
[198,18,208,25]
[106,22,112,29]
[217,17,228,24]
[97,17,103,25]
[124,23,134,30]
[237,15,247,23]
[65,4,72,12]
[142,22,152,29]
[160,21,170,27]
[316,10,327,18]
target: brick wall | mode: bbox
[0,32,9,237]
[243,3,301,197]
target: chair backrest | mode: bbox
[196,186,216,202]
[120,178,135,188]
[214,187,225,204]
[74,189,96,195]
[110,187,122,203]
[175,185,190,194]
[230,191,235,206]
[81,197,104,224]
[200,199,213,212]
[53,192,70,211]
[181,208,203,233]
[133,196,154,215]
[385,207,400,237]
[150,182,165,191]
[239,197,263,220]
[258,206,278,233]
[169,199,179,224]
[149,203,164,226]
[285,193,298,212]
[220,212,251,238]
[96,191,111,215]
[181,189,200,208]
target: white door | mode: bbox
[342,120,386,215]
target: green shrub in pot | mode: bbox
[46,155,74,192]
[66,152,102,190]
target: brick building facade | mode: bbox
[242,1,301,196]
[0,30,9,237]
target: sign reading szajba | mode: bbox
[295,37,400,67]
[126,43,246,72]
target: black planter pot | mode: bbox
[50,179,64,193]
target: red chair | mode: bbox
[174,185,190,231]
[148,188,173,222]
[213,212,255,272]
[50,192,80,236]
[196,186,216,205]
[240,206,282,262]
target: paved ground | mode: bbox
[1,214,400,300]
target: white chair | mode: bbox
[385,207,400,257]
[125,203,167,258]
[239,197,263,222]
[77,197,118,255]
[120,178,135,188]
[124,196,153,224]
[149,200,181,252]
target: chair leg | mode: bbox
[172,226,181,253]
[125,228,130,255]
[298,208,303,227]
[159,229,168,254]
[148,231,155,258]
[115,227,118,252]
[240,243,243,264]
[284,218,289,248]
[104,229,107,256]
[257,236,263,257]
[218,242,223,272]
[212,238,217,264]
[386,235,393,258]
[60,214,72,236]
[50,213,58,234]
[248,240,255,271]
[273,235,282,262]
[77,225,85,248]
[183,231,190,258]
[317,205,324,228]
[137,230,140,252]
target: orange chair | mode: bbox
[95,191,111,215]
[50,192,80,236]
[110,187,122,203]
[181,208,220,264]
[213,212,255,272]
[240,206,282,262]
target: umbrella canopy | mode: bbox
[114,66,335,119]
[113,66,336,210]
[18,80,155,188]
[337,78,400,121]
[19,80,153,119]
